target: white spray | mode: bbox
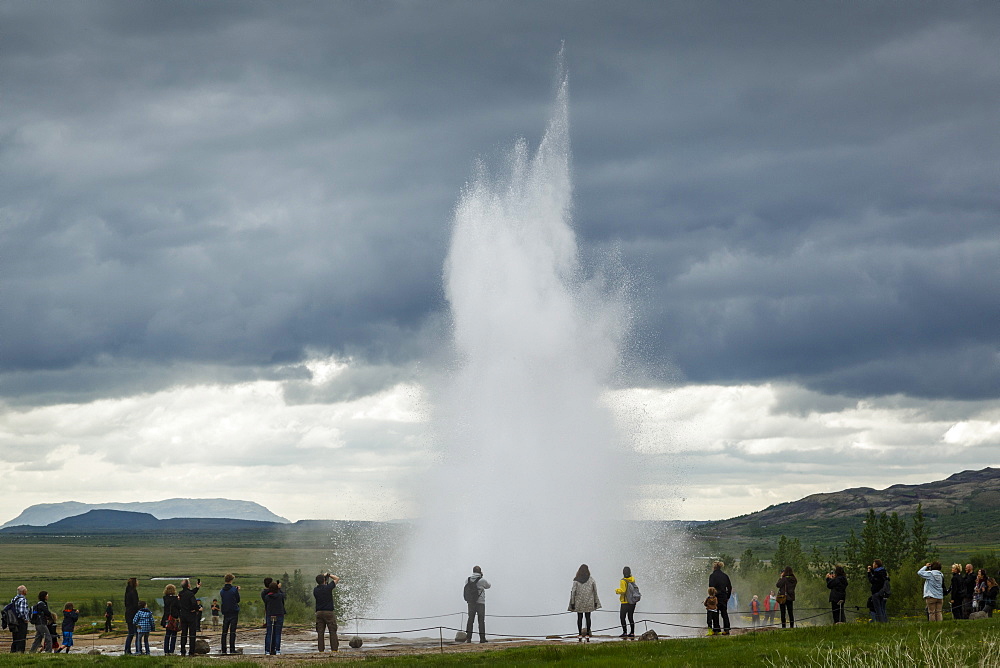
[382,56,653,637]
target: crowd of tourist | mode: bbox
[5,559,1000,654]
[5,571,340,655]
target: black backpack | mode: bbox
[29,603,43,625]
[1,602,17,630]
[463,577,480,604]
[880,578,892,599]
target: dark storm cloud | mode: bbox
[1,1,997,403]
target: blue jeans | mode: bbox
[265,615,284,654]
[124,619,137,653]
[138,632,150,654]
[872,594,888,622]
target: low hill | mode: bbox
[694,467,1000,552]
[1,509,283,534]
[2,498,289,528]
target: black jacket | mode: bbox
[124,584,140,618]
[966,572,976,600]
[178,586,201,621]
[867,567,888,595]
[948,573,965,601]
[708,570,732,602]
[264,590,286,617]
[827,575,848,603]
[161,594,180,626]
[32,600,51,625]
[776,575,797,602]
[219,584,240,615]
[62,610,79,632]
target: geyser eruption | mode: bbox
[386,60,640,635]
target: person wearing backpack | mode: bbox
[568,564,601,641]
[28,590,53,652]
[614,566,639,638]
[867,559,890,622]
[8,585,31,652]
[463,566,490,644]
[709,561,733,635]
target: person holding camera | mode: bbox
[178,578,201,656]
[867,560,889,622]
[263,580,286,655]
[826,566,849,624]
[313,572,340,652]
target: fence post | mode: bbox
[439,626,443,653]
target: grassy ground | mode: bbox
[0,618,998,666]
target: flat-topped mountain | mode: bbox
[1,498,289,528]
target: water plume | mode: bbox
[383,55,644,636]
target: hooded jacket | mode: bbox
[827,575,848,603]
[867,567,888,596]
[465,573,490,605]
[615,576,636,605]
[219,584,240,615]
[776,574,797,602]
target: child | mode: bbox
[211,599,220,628]
[705,586,720,635]
[104,601,113,633]
[133,601,155,655]
[60,603,79,653]
[750,595,760,628]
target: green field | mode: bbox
[0,525,397,625]
[0,618,998,665]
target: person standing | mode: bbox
[60,603,79,653]
[867,560,889,623]
[749,595,761,627]
[103,601,113,633]
[764,590,777,626]
[313,572,340,652]
[918,562,944,621]
[133,601,154,655]
[28,590,53,652]
[985,577,999,618]
[263,581,286,656]
[964,564,976,618]
[161,584,180,655]
[776,567,798,628]
[219,574,240,655]
[708,561,733,635]
[124,577,139,655]
[178,579,201,656]
[947,564,965,619]
[613,566,636,638]
[463,566,491,644]
[9,586,30,653]
[704,586,720,635]
[210,599,220,628]
[567,564,601,641]
[826,566,849,624]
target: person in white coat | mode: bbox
[568,564,601,641]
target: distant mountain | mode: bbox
[2,498,289,528]
[695,467,1000,549]
[1,509,284,534]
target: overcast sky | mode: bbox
[1,1,998,523]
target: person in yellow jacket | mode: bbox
[614,566,638,638]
